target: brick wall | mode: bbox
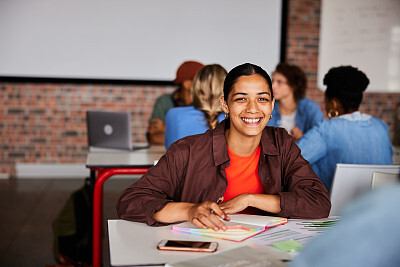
[1,83,175,176]
[1,0,399,177]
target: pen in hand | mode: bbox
[210,197,224,214]
[211,197,230,221]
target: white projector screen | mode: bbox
[318,0,400,93]
[0,0,284,82]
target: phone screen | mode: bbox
[165,240,212,248]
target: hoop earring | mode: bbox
[327,109,339,118]
[270,114,272,119]
[225,113,229,119]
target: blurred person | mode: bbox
[148,61,204,145]
[268,62,323,141]
[164,64,227,149]
[290,182,400,267]
[297,66,393,192]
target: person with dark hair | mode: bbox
[164,64,227,149]
[148,61,204,145]
[297,65,393,192]
[117,63,330,229]
[268,62,323,141]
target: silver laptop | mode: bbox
[86,110,134,150]
[329,164,400,216]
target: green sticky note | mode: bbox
[271,239,303,252]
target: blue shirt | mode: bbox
[297,112,393,192]
[164,106,225,149]
[267,98,324,134]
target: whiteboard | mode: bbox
[318,0,400,92]
[0,0,283,82]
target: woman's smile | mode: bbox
[241,116,262,125]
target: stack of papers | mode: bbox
[171,215,287,242]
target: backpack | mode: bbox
[52,178,92,266]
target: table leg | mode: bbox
[92,169,110,267]
[92,168,151,267]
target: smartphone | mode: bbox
[157,240,218,252]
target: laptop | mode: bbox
[329,164,400,216]
[86,110,148,150]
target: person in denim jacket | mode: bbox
[297,66,393,192]
[268,63,324,141]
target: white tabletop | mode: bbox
[108,219,291,266]
[86,145,165,168]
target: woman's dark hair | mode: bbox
[223,63,273,101]
[323,66,369,113]
[274,62,307,101]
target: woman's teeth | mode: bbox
[242,118,261,123]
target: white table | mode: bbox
[86,145,166,267]
[87,145,166,168]
[108,219,293,266]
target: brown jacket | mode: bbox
[117,121,331,226]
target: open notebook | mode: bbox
[171,215,287,242]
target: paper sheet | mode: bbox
[251,217,339,246]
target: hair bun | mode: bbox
[323,65,369,93]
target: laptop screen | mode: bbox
[86,110,132,150]
[329,164,400,216]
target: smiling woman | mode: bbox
[220,64,275,149]
[116,63,331,231]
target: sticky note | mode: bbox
[271,239,303,252]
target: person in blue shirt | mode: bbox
[164,64,227,149]
[297,65,393,192]
[268,62,323,141]
[290,182,400,267]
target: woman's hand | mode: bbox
[219,194,251,214]
[220,194,281,215]
[188,201,230,231]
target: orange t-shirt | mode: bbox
[223,145,265,202]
